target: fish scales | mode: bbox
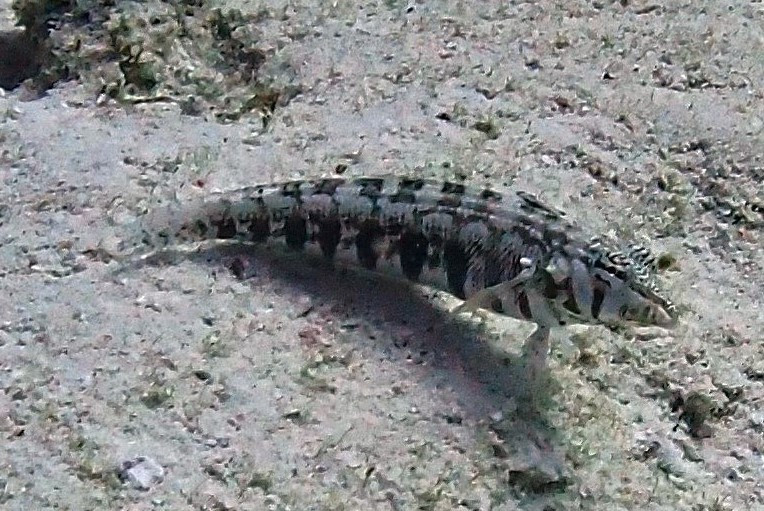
[124,175,678,381]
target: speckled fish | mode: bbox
[121,176,678,379]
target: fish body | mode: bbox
[123,176,678,379]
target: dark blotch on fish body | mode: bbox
[284,212,308,250]
[317,216,342,259]
[443,239,469,299]
[398,230,428,281]
[356,219,385,269]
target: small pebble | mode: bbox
[119,456,165,491]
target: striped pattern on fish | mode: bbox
[122,175,678,380]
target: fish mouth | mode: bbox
[649,303,679,329]
[604,305,678,331]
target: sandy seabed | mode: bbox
[0,1,762,510]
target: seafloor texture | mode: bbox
[0,1,762,510]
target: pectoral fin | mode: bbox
[452,269,531,315]
[452,285,503,315]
